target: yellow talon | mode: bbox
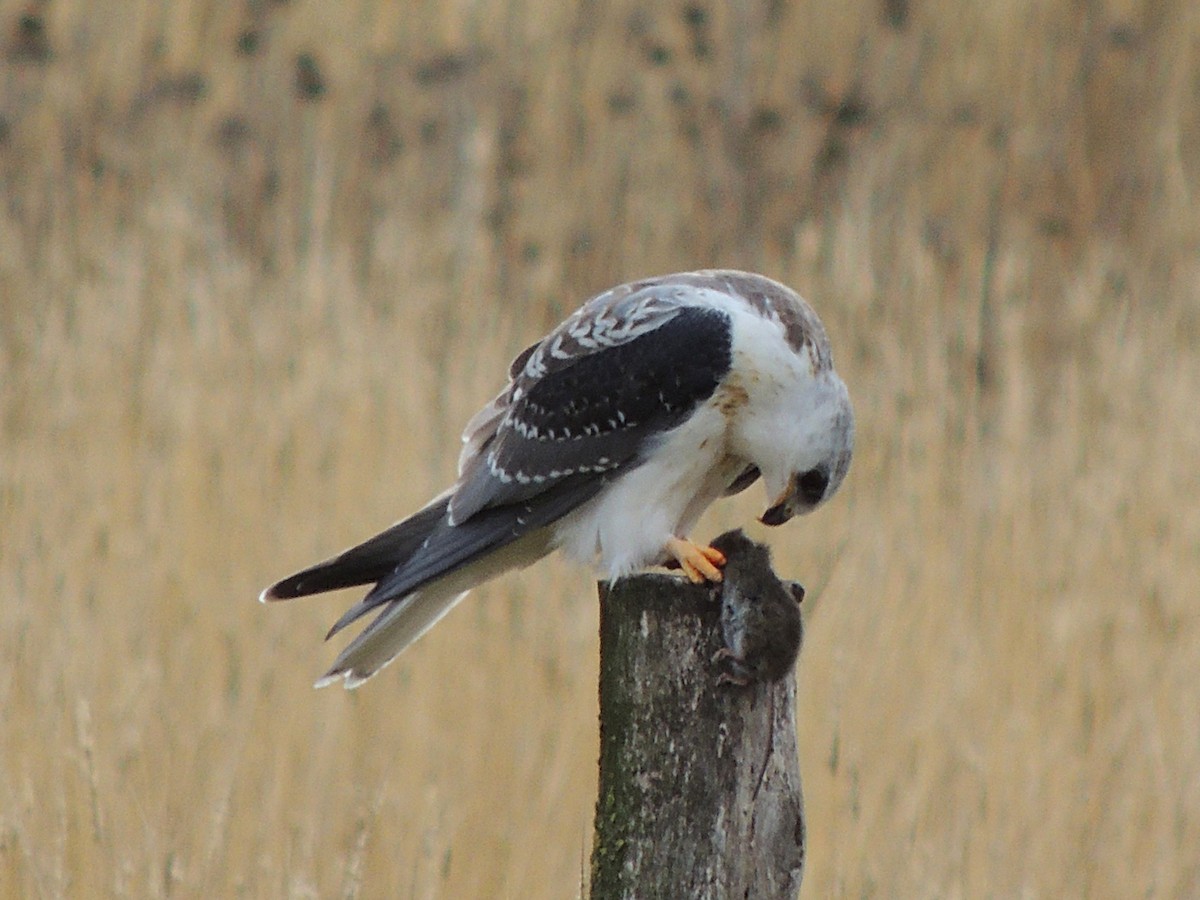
[666,537,727,583]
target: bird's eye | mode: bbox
[797,468,829,504]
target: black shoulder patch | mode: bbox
[514,306,732,440]
[448,306,733,524]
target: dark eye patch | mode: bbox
[797,468,829,504]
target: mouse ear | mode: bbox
[706,527,748,556]
[785,580,806,605]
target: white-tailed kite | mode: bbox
[261,270,854,688]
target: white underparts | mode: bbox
[552,401,746,578]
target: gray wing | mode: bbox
[304,294,737,648]
[321,474,606,639]
[261,493,453,601]
[448,299,734,524]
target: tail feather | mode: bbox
[259,494,450,602]
[314,588,470,689]
[317,527,557,688]
[260,475,609,688]
[320,474,608,641]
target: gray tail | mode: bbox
[260,475,609,687]
[259,495,449,603]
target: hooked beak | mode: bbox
[759,482,796,527]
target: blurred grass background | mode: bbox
[2,0,1198,896]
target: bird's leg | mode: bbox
[664,537,726,583]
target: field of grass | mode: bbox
[3,0,1198,896]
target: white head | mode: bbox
[746,370,855,527]
[700,270,855,526]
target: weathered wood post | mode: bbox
[590,573,805,899]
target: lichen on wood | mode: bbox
[590,573,805,899]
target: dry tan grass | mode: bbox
[2,0,1198,896]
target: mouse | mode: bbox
[707,529,804,686]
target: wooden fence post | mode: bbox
[590,573,805,899]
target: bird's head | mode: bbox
[753,371,854,527]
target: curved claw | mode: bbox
[665,537,726,583]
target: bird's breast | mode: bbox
[552,403,737,577]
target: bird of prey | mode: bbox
[261,269,854,688]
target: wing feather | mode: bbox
[260,494,451,601]
[324,473,610,638]
[449,305,733,524]
[455,277,695,479]
[313,298,733,667]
